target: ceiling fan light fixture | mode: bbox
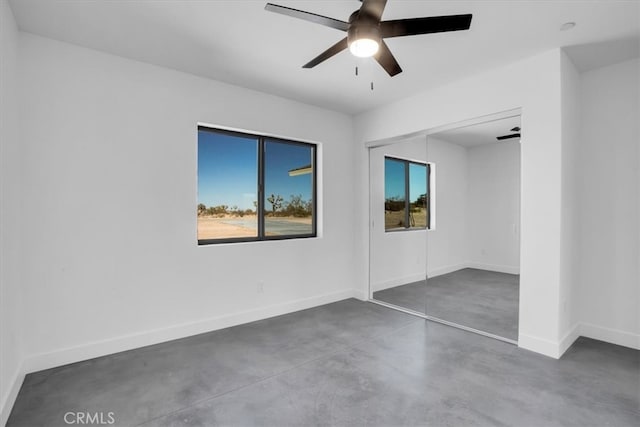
[349,38,379,57]
[347,22,381,58]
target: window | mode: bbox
[384,156,430,231]
[197,126,316,244]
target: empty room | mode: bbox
[0,1,638,426]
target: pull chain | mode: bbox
[354,59,374,92]
[369,58,374,91]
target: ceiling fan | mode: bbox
[497,127,521,141]
[265,0,473,77]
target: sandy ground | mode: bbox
[197,215,312,240]
[385,209,428,229]
[198,217,257,240]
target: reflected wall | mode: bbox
[369,136,429,314]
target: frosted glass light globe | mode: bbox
[349,38,379,58]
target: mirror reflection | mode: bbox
[369,136,429,314]
[369,114,522,343]
[425,115,521,341]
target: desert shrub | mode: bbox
[281,194,312,217]
[198,204,230,216]
[385,198,405,212]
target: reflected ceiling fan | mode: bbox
[265,0,472,77]
[497,127,521,141]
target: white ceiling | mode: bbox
[8,0,640,115]
[432,115,521,148]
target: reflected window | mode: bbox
[384,156,430,231]
[198,127,316,244]
[384,158,407,230]
[264,139,314,237]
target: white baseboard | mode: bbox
[580,323,640,350]
[427,263,466,279]
[519,322,639,360]
[22,288,357,375]
[427,262,519,278]
[351,288,368,301]
[558,323,581,356]
[371,273,426,292]
[0,365,24,427]
[367,263,518,298]
[373,263,519,285]
[466,262,520,275]
[518,333,563,359]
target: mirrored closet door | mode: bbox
[368,113,521,345]
[369,136,429,314]
[424,115,521,342]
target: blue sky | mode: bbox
[264,139,312,206]
[385,158,428,203]
[385,158,405,201]
[198,131,312,210]
[409,162,427,202]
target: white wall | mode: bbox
[577,57,639,348]
[425,137,468,277]
[0,0,24,424]
[16,33,358,373]
[355,49,565,358]
[558,51,582,353]
[466,141,521,273]
[369,137,427,292]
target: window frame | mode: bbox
[384,155,431,232]
[197,126,317,245]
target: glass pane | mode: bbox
[409,163,428,229]
[197,130,258,241]
[264,140,314,236]
[385,158,406,231]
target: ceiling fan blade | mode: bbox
[265,3,349,31]
[497,133,521,141]
[359,0,387,22]
[303,38,349,69]
[380,14,473,38]
[374,40,402,76]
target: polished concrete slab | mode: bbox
[8,299,639,427]
[373,268,519,340]
[373,279,428,314]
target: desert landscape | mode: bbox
[197,194,314,241]
[385,208,428,230]
[198,215,312,240]
[197,216,258,240]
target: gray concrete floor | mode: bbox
[373,280,429,314]
[8,299,639,427]
[373,268,519,340]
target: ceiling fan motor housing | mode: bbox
[347,10,381,49]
